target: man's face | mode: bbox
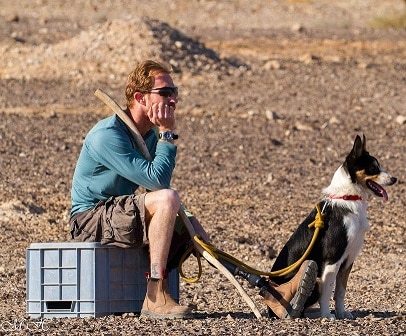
[145,73,178,110]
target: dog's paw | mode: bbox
[336,310,354,320]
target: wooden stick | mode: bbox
[177,211,262,318]
[94,89,152,161]
[94,88,262,319]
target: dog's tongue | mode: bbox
[367,180,388,202]
[381,188,388,202]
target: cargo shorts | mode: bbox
[69,193,193,270]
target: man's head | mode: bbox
[125,60,177,109]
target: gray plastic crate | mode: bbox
[26,242,179,318]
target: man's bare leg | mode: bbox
[141,189,192,318]
[144,189,180,277]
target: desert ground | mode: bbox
[0,1,405,335]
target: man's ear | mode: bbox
[134,92,146,105]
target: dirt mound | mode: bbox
[0,17,243,82]
[145,19,245,74]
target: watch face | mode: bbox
[160,131,173,140]
[159,131,178,140]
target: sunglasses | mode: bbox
[148,86,178,98]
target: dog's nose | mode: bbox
[390,177,397,185]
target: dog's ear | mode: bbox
[344,135,363,180]
[350,135,364,159]
[362,133,367,151]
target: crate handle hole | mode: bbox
[46,301,73,311]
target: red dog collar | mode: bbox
[328,195,362,201]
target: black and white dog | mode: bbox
[270,135,397,319]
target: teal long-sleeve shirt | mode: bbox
[70,115,177,216]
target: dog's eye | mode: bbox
[365,165,380,175]
[363,157,381,176]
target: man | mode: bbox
[70,60,316,319]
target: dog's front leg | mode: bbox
[334,263,354,319]
[319,264,339,319]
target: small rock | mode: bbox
[395,115,406,125]
[5,14,19,23]
[358,62,372,69]
[263,60,281,70]
[226,313,234,320]
[299,53,320,64]
[175,41,183,49]
[48,111,57,118]
[10,31,26,43]
[329,116,339,124]
[294,122,314,131]
[39,27,49,34]
[271,139,283,146]
[265,110,280,121]
[291,23,305,33]
[169,59,179,68]
[328,55,342,63]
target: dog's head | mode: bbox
[343,134,397,201]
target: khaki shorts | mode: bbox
[69,193,193,270]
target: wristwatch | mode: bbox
[159,130,179,141]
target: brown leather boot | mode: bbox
[141,278,192,319]
[261,260,318,319]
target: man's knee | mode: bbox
[145,189,181,216]
[157,189,181,210]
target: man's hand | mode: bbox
[147,102,175,131]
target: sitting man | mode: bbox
[69,60,316,319]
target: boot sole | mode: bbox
[140,309,193,320]
[285,260,318,318]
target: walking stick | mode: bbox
[94,89,262,319]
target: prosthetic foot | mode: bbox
[260,260,318,318]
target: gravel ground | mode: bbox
[0,1,405,335]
